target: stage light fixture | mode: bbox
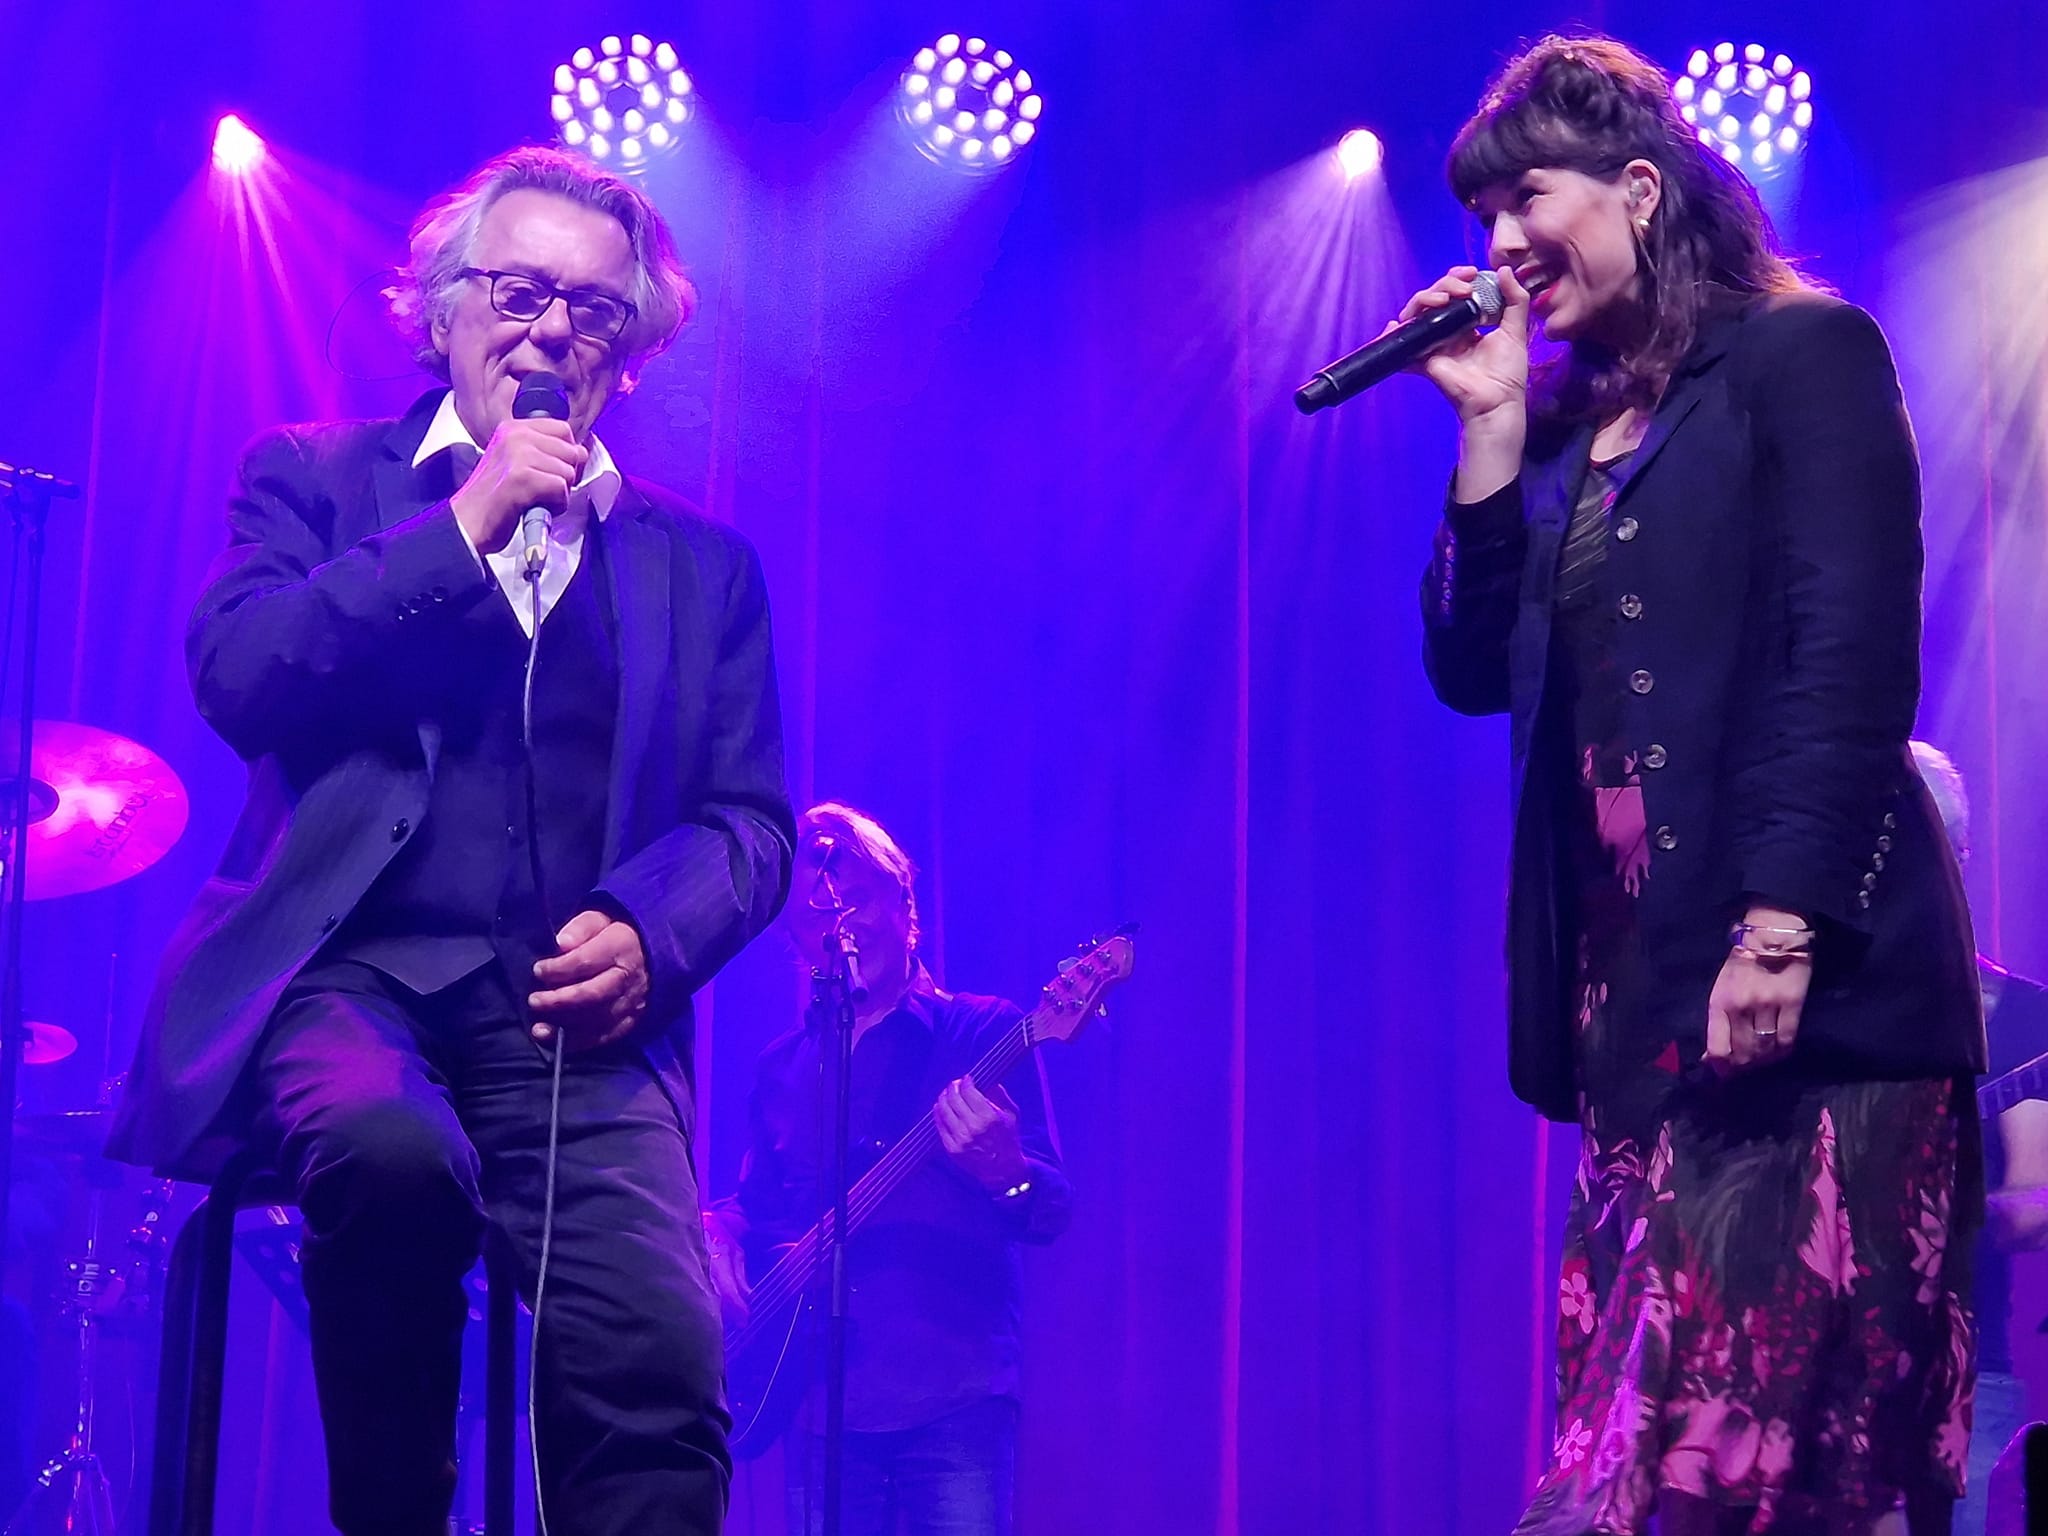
[1673,42,1811,180]
[212,114,265,176]
[551,33,694,172]
[897,33,1042,174]
[1335,128,1383,181]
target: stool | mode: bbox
[147,1147,519,1536]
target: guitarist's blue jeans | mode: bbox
[782,1396,1018,1536]
[253,957,731,1536]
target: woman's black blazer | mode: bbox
[1422,289,1984,1122]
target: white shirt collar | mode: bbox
[411,389,622,521]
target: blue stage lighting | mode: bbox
[551,33,694,172]
[1673,43,1812,180]
[898,33,1042,174]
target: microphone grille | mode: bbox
[1470,271,1504,323]
[513,370,570,421]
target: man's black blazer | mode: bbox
[109,389,796,1174]
[1423,290,1984,1122]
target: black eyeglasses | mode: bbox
[458,267,637,342]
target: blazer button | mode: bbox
[1642,743,1668,770]
[1882,812,1897,830]
[1629,669,1654,694]
[392,818,410,841]
[1615,517,1639,542]
[1870,852,1885,871]
[1861,872,1879,891]
[1856,891,1872,910]
[1618,594,1643,620]
[321,914,338,932]
[1653,825,1678,851]
[1876,835,1892,853]
[431,585,448,602]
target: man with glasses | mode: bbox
[109,146,794,1536]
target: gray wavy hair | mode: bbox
[384,145,695,392]
[801,801,922,952]
[1910,739,1970,864]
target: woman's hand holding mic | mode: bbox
[1389,264,1534,502]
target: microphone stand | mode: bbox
[805,888,864,1536]
[0,459,76,1269]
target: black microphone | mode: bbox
[1294,272,1504,415]
[512,371,570,577]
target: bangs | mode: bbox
[1447,100,1624,207]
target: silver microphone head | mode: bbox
[1470,270,1505,324]
[520,508,550,578]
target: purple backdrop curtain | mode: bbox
[1,2,2042,1532]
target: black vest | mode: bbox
[337,526,620,997]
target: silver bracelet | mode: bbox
[1728,921,1814,955]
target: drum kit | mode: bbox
[2,720,188,1536]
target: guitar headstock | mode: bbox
[1029,930,1136,1045]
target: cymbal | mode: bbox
[15,1020,77,1065]
[0,721,188,899]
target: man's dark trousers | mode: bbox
[258,955,729,1536]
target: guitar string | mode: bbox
[733,951,1123,1346]
[732,1016,1035,1342]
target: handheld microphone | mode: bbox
[1295,272,1505,415]
[512,371,571,578]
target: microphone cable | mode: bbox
[520,554,566,1536]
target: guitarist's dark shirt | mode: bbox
[723,973,1072,1432]
[1979,962,2048,1375]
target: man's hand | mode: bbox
[451,417,586,554]
[934,1077,1029,1194]
[702,1210,751,1325]
[529,909,650,1052]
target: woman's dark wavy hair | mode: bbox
[1448,34,1811,417]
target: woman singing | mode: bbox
[1413,35,1984,1534]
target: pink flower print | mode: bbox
[1589,1383,1647,1484]
[1711,1324,1735,1377]
[1555,1417,1593,1470]
[1594,784,1651,894]
[1575,979,1606,1038]
[1908,1185,1952,1308]
[1798,1108,1858,1295]
[1661,1393,1762,1494]
[1647,1125,1675,1202]
[1561,1265,1598,1336]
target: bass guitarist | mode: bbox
[703,802,1071,1536]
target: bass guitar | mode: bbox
[723,931,1135,1458]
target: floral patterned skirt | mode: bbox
[1519,1067,1978,1535]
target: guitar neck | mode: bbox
[1981,1049,2048,1121]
